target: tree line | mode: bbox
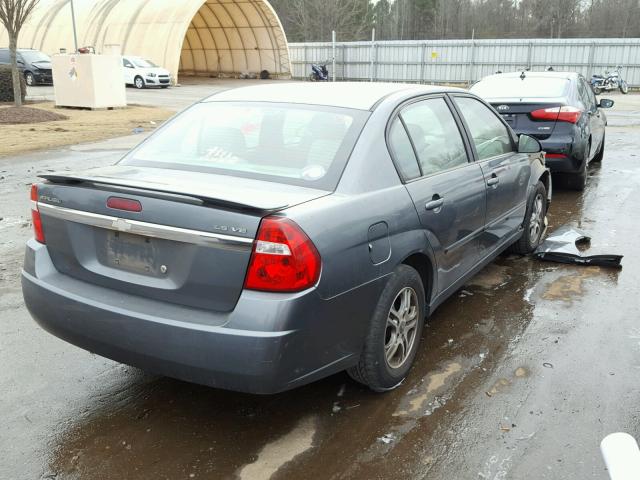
[269,0,640,42]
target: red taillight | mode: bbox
[107,197,142,212]
[244,217,321,292]
[30,184,45,244]
[545,153,568,159]
[531,106,582,124]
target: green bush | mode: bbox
[0,64,27,103]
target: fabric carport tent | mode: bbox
[0,0,291,82]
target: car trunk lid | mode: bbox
[36,165,330,312]
[489,99,564,140]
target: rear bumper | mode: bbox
[22,240,384,394]
[540,136,584,174]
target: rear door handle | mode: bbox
[425,196,444,211]
[487,175,499,187]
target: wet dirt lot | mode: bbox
[1,94,639,480]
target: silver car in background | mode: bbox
[22,83,550,393]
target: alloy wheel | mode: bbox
[529,193,544,243]
[384,287,419,369]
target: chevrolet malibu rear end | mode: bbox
[22,90,378,394]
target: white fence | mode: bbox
[288,38,640,86]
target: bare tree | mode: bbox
[271,0,640,41]
[0,0,40,107]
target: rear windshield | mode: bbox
[120,101,368,190]
[471,76,570,98]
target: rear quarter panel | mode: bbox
[284,95,437,304]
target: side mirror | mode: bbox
[518,134,542,154]
[598,98,614,109]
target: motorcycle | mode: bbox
[591,66,629,95]
[309,61,329,81]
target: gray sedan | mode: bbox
[22,82,550,394]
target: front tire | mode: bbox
[620,81,629,94]
[592,86,602,95]
[510,181,547,254]
[348,265,425,392]
[134,76,145,89]
[309,73,318,82]
[25,72,34,86]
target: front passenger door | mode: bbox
[452,95,530,255]
[389,97,487,294]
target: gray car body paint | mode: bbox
[22,83,550,393]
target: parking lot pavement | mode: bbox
[27,77,283,111]
[1,95,639,480]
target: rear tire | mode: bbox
[592,133,605,163]
[348,265,425,392]
[510,181,547,254]
[566,140,590,191]
[566,162,587,191]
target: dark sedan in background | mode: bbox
[471,71,614,190]
[0,48,52,86]
[23,83,550,394]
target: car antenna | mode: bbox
[520,71,526,80]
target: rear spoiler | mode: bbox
[39,174,288,212]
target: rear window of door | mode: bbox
[454,96,514,160]
[387,117,421,180]
[397,97,469,177]
[0,50,8,63]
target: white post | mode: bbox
[601,433,640,480]
[469,28,476,86]
[370,28,376,82]
[332,30,336,82]
[70,0,79,53]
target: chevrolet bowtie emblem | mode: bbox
[112,218,132,232]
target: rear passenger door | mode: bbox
[451,95,529,255]
[388,96,486,294]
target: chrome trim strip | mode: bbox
[38,203,254,250]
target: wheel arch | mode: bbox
[401,252,434,309]
[539,169,552,205]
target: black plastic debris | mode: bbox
[534,226,623,268]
